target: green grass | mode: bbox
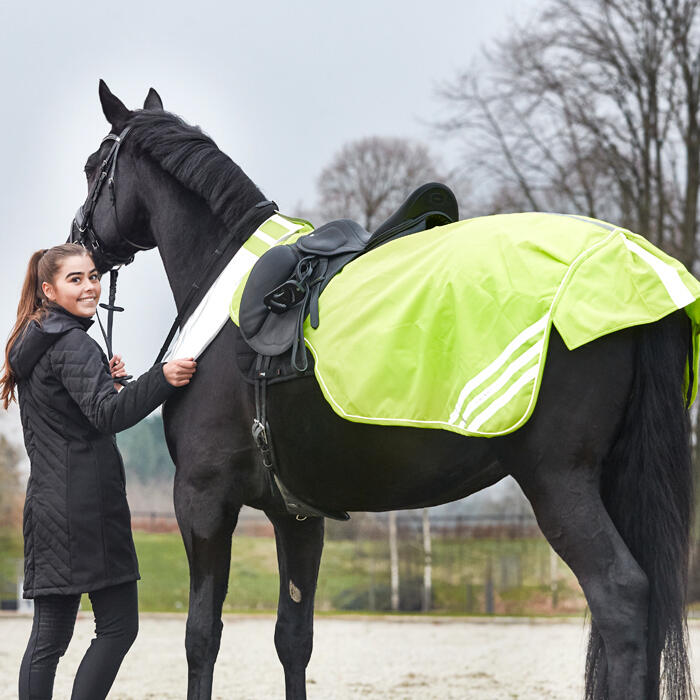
[133,531,586,615]
[134,533,190,611]
[0,529,586,615]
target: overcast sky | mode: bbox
[0,0,538,423]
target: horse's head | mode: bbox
[70,80,162,272]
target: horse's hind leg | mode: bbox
[514,468,648,699]
[266,511,324,700]
[175,474,239,700]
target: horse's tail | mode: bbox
[586,310,694,700]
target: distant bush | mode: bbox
[0,436,22,528]
[117,414,174,483]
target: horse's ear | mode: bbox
[144,88,164,111]
[98,79,130,127]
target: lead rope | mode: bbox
[96,268,132,386]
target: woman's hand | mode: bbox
[109,354,127,391]
[109,354,127,378]
[163,358,197,387]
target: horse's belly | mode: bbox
[266,375,504,511]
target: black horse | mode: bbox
[72,81,694,700]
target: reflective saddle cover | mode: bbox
[237,182,459,373]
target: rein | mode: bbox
[94,269,132,382]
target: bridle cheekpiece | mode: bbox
[70,124,153,273]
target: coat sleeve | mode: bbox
[49,328,177,434]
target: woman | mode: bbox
[0,243,196,699]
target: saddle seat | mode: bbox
[238,182,459,368]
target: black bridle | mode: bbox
[70,125,154,272]
[70,125,152,382]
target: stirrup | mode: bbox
[264,279,306,313]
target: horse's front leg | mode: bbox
[266,511,325,700]
[175,471,239,700]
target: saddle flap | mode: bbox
[297,219,372,256]
[244,311,301,356]
[240,245,300,340]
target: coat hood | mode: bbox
[9,305,94,381]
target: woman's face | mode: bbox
[42,255,101,318]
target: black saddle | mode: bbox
[238,182,459,371]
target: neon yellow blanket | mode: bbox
[232,212,700,437]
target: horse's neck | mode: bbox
[146,173,258,312]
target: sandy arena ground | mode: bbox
[2,613,700,699]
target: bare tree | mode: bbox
[317,137,446,231]
[437,0,700,269]
[665,0,700,267]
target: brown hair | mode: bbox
[1,243,91,409]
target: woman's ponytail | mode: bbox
[17,248,48,322]
[1,244,89,409]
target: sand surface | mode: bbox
[2,613,699,699]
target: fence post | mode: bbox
[389,511,399,611]
[368,555,376,612]
[422,508,432,612]
[550,547,559,609]
[485,556,495,615]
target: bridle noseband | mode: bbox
[70,125,154,272]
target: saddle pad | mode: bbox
[278,212,700,437]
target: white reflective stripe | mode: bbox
[623,236,694,308]
[458,339,544,428]
[164,246,258,361]
[448,314,548,424]
[277,232,296,244]
[164,212,311,362]
[258,214,307,246]
[253,230,277,246]
[270,213,305,236]
[467,364,540,432]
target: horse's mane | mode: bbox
[127,110,265,233]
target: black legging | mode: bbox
[18,580,138,700]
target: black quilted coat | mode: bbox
[10,304,176,598]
